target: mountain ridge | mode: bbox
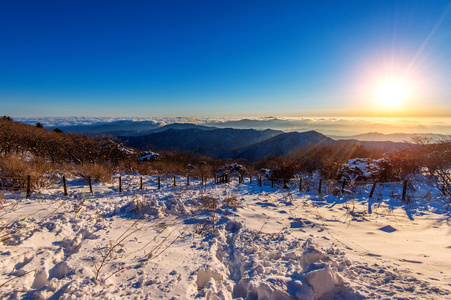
[120,127,406,162]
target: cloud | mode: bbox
[14,116,451,136]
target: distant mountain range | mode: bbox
[46,120,418,161]
[121,127,283,154]
[223,131,333,161]
[118,125,406,162]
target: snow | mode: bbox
[216,164,248,176]
[339,158,389,181]
[138,151,160,162]
[1,175,450,299]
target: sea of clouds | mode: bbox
[13,116,451,137]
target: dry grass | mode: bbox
[0,153,57,189]
[200,194,218,211]
[93,219,142,280]
[75,163,114,183]
[223,194,243,208]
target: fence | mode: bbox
[249,177,410,201]
[0,173,413,202]
[0,175,32,198]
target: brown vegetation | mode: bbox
[0,118,134,188]
[1,118,449,196]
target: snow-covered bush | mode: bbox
[216,163,248,176]
[254,157,298,180]
[138,151,160,162]
[338,158,394,182]
[259,168,271,178]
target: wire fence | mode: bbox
[0,173,438,203]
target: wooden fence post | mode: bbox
[259,176,262,187]
[341,179,346,193]
[250,176,252,184]
[158,177,161,190]
[318,179,322,194]
[271,179,274,188]
[88,176,93,194]
[402,180,408,202]
[299,178,302,192]
[202,174,204,185]
[26,175,31,198]
[369,182,377,198]
[119,176,122,193]
[140,177,143,190]
[187,176,190,186]
[63,175,68,196]
[174,176,176,186]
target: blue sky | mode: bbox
[1,0,451,118]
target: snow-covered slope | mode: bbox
[1,176,450,299]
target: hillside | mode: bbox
[121,127,283,154]
[120,126,406,162]
[231,131,334,161]
[0,118,132,166]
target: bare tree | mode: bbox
[410,135,451,196]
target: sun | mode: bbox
[373,79,410,109]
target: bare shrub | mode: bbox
[223,194,243,208]
[284,144,373,179]
[141,150,224,176]
[384,148,420,179]
[93,220,188,281]
[92,220,142,280]
[75,163,114,183]
[0,154,56,189]
[270,160,298,181]
[0,119,136,167]
[0,154,30,189]
[200,194,218,211]
[409,135,451,197]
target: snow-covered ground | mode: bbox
[1,176,450,299]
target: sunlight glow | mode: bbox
[373,79,410,110]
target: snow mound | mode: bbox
[304,262,343,299]
[196,269,224,290]
[118,194,190,218]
